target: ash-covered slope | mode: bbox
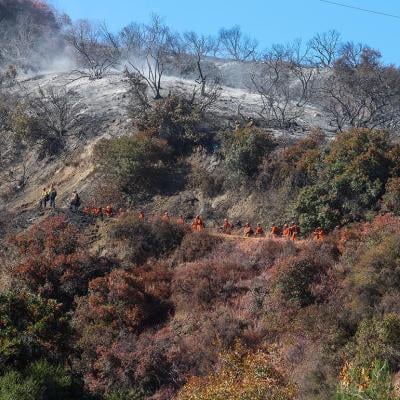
[2,67,330,225]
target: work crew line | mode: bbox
[38,187,326,241]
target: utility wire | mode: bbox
[319,0,400,20]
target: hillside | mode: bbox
[3,1,400,400]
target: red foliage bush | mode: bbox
[9,216,116,308]
[174,232,222,263]
[74,266,174,395]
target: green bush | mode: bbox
[336,360,398,400]
[352,315,400,369]
[381,177,400,215]
[139,95,205,155]
[105,389,144,400]
[222,127,277,181]
[0,291,70,372]
[93,133,172,203]
[295,129,392,233]
[274,256,323,307]
[0,360,89,400]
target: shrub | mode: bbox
[272,255,329,307]
[10,216,116,308]
[174,232,222,263]
[93,134,173,203]
[133,94,208,156]
[108,214,187,265]
[188,164,225,197]
[221,127,277,181]
[342,217,400,319]
[336,360,399,400]
[352,314,400,370]
[74,268,171,395]
[0,291,70,371]
[105,389,144,400]
[175,343,297,400]
[172,251,258,311]
[0,360,90,400]
[381,177,400,215]
[295,129,392,232]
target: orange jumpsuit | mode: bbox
[192,216,204,232]
[104,205,113,217]
[290,224,300,240]
[223,220,233,234]
[283,226,291,239]
[243,224,254,237]
[196,217,204,231]
[255,225,264,236]
[270,226,280,238]
[161,213,170,223]
[314,228,326,240]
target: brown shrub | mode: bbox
[174,231,222,264]
[108,213,187,265]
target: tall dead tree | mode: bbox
[218,25,258,62]
[121,15,173,99]
[66,20,120,80]
[308,30,341,68]
[322,44,400,132]
[250,41,317,128]
[26,85,83,156]
[183,31,219,95]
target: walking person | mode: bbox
[48,184,57,209]
[39,187,49,210]
[69,190,81,212]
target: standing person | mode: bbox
[39,187,49,210]
[177,215,185,225]
[69,190,81,212]
[161,211,170,223]
[282,224,291,239]
[192,215,204,232]
[243,223,254,237]
[222,218,233,235]
[270,224,280,239]
[48,184,57,209]
[291,222,301,241]
[255,223,264,237]
[104,205,113,217]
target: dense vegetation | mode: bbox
[3,1,400,400]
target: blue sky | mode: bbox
[49,0,400,65]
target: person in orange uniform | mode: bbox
[282,224,291,239]
[223,218,233,234]
[192,215,203,232]
[270,224,280,238]
[138,210,145,220]
[104,205,113,217]
[290,222,300,240]
[255,223,264,237]
[161,211,170,223]
[243,223,254,237]
[93,207,103,220]
[314,227,326,240]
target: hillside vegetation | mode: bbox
[2,1,400,400]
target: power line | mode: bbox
[319,0,400,20]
